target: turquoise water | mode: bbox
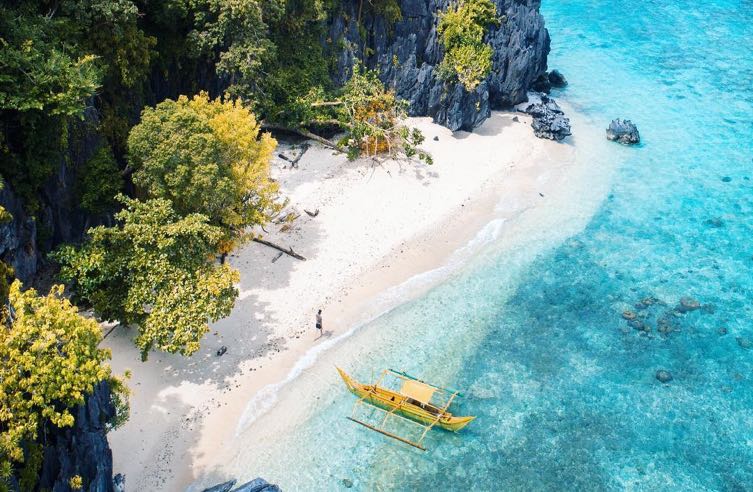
[225,1,753,490]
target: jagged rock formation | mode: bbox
[8,381,117,492]
[203,477,281,492]
[522,94,572,141]
[0,108,106,284]
[327,0,550,131]
[606,118,640,145]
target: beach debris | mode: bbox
[342,478,354,488]
[606,119,640,145]
[216,346,227,357]
[271,251,284,263]
[622,310,638,320]
[676,297,701,313]
[304,208,320,217]
[736,337,752,349]
[656,370,673,383]
[277,143,310,169]
[522,94,572,141]
[253,237,307,261]
[433,135,439,141]
[539,192,544,197]
[548,69,568,87]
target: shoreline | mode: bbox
[105,106,610,491]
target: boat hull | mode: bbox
[337,367,475,432]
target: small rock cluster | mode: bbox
[531,69,568,93]
[522,94,572,141]
[203,477,280,492]
[606,119,640,145]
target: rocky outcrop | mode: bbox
[522,94,572,141]
[0,108,105,284]
[326,0,550,131]
[28,381,116,492]
[203,478,281,492]
[606,119,640,145]
[548,69,567,87]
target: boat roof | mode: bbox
[400,379,436,405]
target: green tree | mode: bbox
[437,0,499,91]
[54,195,239,359]
[0,280,124,482]
[77,144,123,214]
[127,93,280,246]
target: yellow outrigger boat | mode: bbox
[337,367,475,450]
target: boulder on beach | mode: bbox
[523,94,572,141]
[606,119,640,145]
[548,69,568,87]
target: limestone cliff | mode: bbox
[327,0,550,130]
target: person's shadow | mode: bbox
[316,329,334,340]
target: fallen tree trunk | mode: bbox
[261,123,342,153]
[252,237,307,261]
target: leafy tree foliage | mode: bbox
[0,280,123,481]
[438,0,500,91]
[54,196,240,359]
[127,93,280,243]
[77,145,123,214]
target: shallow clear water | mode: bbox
[226,2,753,490]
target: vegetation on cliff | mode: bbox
[438,0,500,91]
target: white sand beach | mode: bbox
[104,107,612,491]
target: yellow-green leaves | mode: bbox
[128,92,279,247]
[54,196,239,359]
[438,0,500,91]
[0,281,114,466]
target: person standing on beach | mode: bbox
[315,309,323,337]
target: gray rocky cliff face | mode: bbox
[0,107,106,284]
[7,381,116,492]
[326,0,550,131]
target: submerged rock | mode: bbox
[677,297,701,313]
[548,69,568,87]
[737,337,752,349]
[622,310,638,320]
[656,370,673,383]
[606,119,640,145]
[718,327,728,336]
[217,345,228,357]
[523,94,572,141]
[342,478,354,488]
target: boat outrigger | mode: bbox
[337,367,475,451]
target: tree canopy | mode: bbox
[128,93,280,243]
[438,0,500,91]
[54,196,239,359]
[0,281,122,480]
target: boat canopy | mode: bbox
[400,380,436,405]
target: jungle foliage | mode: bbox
[438,0,500,91]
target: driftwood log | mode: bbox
[253,238,306,261]
[304,208,319,217]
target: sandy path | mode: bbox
[105,110,577,491]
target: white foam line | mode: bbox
[234,217,508,435]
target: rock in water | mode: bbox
[656,370,673,383]
[523,94,572,141]
[531,73,552,93]
[548,69,568,87]
[737,337,752,349]
[606,119,640,144]
[217,345,228,357]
